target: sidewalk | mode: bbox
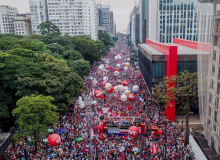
[172,116,203,129]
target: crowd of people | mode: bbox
[1,37,195,160]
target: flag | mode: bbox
[151,143,157,154]
[127,103,130,111]
[138,108,141,116]
[116,110,118,116]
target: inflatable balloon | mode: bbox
[113,86,117,91]
[94,90,102,98]
[106,60,109,64]
[118,56,122,60]
[103,81,108,86]
[116,68,120,72]
[128,126,139,138]
[114,71,119,76]
[79,101,85,109]
[105,83,112,90]
[114,56,119,60]
[124,86,129,90]
[125,62,130,66]
[127,58,130,61]
[121,94,127,102]
[133,91,137,94]
[124,66,128,71]
[124,90,131,95]
[116,63,120,68]
[107,87,113,93]
[116,85,124,92]
[132,85,139,92]
[48,134,61,146]
[128,94,135,100]
[106,65,110,70]
[120,54,123,57]
[122,80,128,86]
[103,76,108,81]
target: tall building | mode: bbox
[197,0,220,155]
[0,5,18,34]
[139,0,147,43]
[129,6,139,46]
[110,11,114,37]
[14,14,32,35]
[29,0,98,40]
[141,0,212,43]
[97,4,111,35]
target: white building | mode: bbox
[0,5,18,34]
[14,14,32,35]
[29,0,98,40]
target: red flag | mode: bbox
[116,111,118,116]
[138,108,141,115]
[118,92,121,98]
[162,110,165,115]
[151,143,157,154]
[127,103,130,111]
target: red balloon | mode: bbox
[116,68,120,72]
[122,80,128,86]
[107,87,113,93]
[120,54,123,57]
[106,65,110,70]
[128,94,135,100]
[94,90,102,98]
[103,81,108,86]
[128,126,139,137]
[48,134,61,146]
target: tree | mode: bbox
[46,43,65,55]
[71,35,100,63]
[12,95,58,153]
[130,54,138,65]
[152,76,176,122]
[68,59,90,77]
[176,71,198,146]
[98,32,115,51]
[63,49,83,60]
[37,21,61,36]
[95,40,107,56]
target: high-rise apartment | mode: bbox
[139,0,212,43]
[14,14,32,35]
[0,5,18,34]
[29,0,98,40]
[97,4,111,35]
[197,0,220,155]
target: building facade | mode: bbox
[141,0,212,43]
[139,0,147,42]
[14,14,32,35]
[129,6,139,46]
[0,5,18,34]
[29,0,98,40]
[198,0,220,155]
[97,4,111,35]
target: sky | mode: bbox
[0,0,137,33]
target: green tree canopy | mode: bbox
[71,35,100,63]
[68,59,90,77]
[12,95,58,152]
[37,21,61,36]
[96,40,107,56]
[63,49,83,60]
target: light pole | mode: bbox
[83,91,93,160]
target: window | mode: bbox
[216,97,219,109]
[218,83,220,95]
[212,64,215,75]
[214,111,218,122]
[209,106,212,115]
[213,51,216,60]
[210,79,214,89]
[218,67,220,80]
[213,124,216,132]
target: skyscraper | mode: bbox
[140,0,212,43]
[0,5,18,34]
[29,0,98,40]
[97,4,111,35]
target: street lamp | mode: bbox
[82,91,93,159]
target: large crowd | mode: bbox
[1,37,195,160]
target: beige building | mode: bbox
[198,0,220,155]
[0,5,18,34]
[14,14,32,35]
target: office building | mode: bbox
[0,5,18,34]
[138,38,210,121]
[110,11,114,37]
[14,14,32,35]
[97,4,111,35]
[197,0,220,155]
[129,6,139,46]
[29,0,98,40]
[140,0,213,43]
[139,0,147,42]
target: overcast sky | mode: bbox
[0,0,137,33]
